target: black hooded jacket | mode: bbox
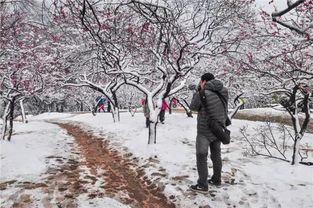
[190,79,229,141]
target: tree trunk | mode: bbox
[1,102,10,140]
[177,98,193,118]
[112,91,120,122]
[51,102,56,112]
[146,97,161,144]
[20,99,28,123]
[291,133,301,165]
[7,98,15,141]
[290,94,311,165]
[148,120,157,144]
[80,101,84,111]
[289,96,302,165]
[116,108,120,122]
[107,102,111,112]
[110,105,120,123]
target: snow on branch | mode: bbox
[128,0,174,24]
[272,0,306,17]
[272,0,312,37]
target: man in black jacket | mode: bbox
[189,73,228,192]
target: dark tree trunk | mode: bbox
[7,97,16,141]
[112,91,120,122]
[177,98,193,118]
[80,101,84,111]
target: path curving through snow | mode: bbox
[0,119,176,208]
[54,122,176,208]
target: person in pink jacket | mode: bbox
[159,100,168,124]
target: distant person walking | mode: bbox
[189,72,229,193]
[172,98,177,108]
[95,96,106,113]
[159,100,168,124]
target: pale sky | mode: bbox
[37,0,288,12]
[254,0,287,13]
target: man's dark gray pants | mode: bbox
[196,135,222,188]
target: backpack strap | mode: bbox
[212,90,228,114]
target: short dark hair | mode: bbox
[201,73,215,81]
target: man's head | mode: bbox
[201,72,215,82]
[199,72,215,89]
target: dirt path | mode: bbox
[0,122,175,208]
[55,122,175,208]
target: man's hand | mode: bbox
[200,80,207,89]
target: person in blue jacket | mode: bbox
[96,96,106,113]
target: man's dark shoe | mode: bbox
[190,184,208,193]
[208,179,221,186]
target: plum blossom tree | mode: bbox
[71,0,256,144]
[39,0,128,122]
[236,1,312,165]
[269,0,312,165]
[0,0,49,141]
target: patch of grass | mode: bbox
[234,111,313,134]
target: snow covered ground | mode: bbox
[1,109,312,208]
